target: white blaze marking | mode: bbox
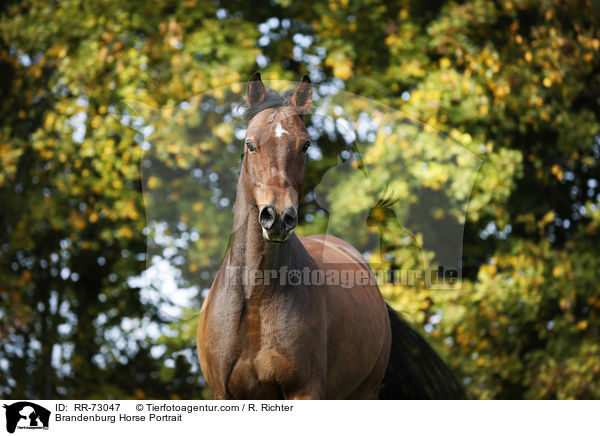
[275,122,289,138]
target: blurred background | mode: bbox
[1,0,599,400]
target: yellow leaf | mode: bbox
[551,164,563,181]
[552,265,564,278]
[541,211,555,225]
[117,227,134,239]
[147,176,161,189]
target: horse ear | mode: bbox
[290,75,312,113]
[247,72,266,106]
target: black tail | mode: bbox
[379,304,465,399]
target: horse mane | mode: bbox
[241,87,296,121]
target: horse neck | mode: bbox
[228,165,293,297]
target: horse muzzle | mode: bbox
[258,205,297,243]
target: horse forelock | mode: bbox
[242,87,296,122]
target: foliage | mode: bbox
[1,0,599,399]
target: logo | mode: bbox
[2,402,50,434]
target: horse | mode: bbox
[196,72,465,399]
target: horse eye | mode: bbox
[245,140,256,152]
[301,140,311,153]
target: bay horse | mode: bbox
[197,73,464,399]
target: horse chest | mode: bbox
[226,304,295,399]
[204,294,297,398]
[227,347,291,399]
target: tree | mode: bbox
[0,0,258,398]
[1,0,599,399]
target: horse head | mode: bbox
[241,72,312,243]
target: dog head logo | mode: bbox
[3,402,50,433]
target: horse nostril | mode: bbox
[281,207,298,231]
[259,206,276,230]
